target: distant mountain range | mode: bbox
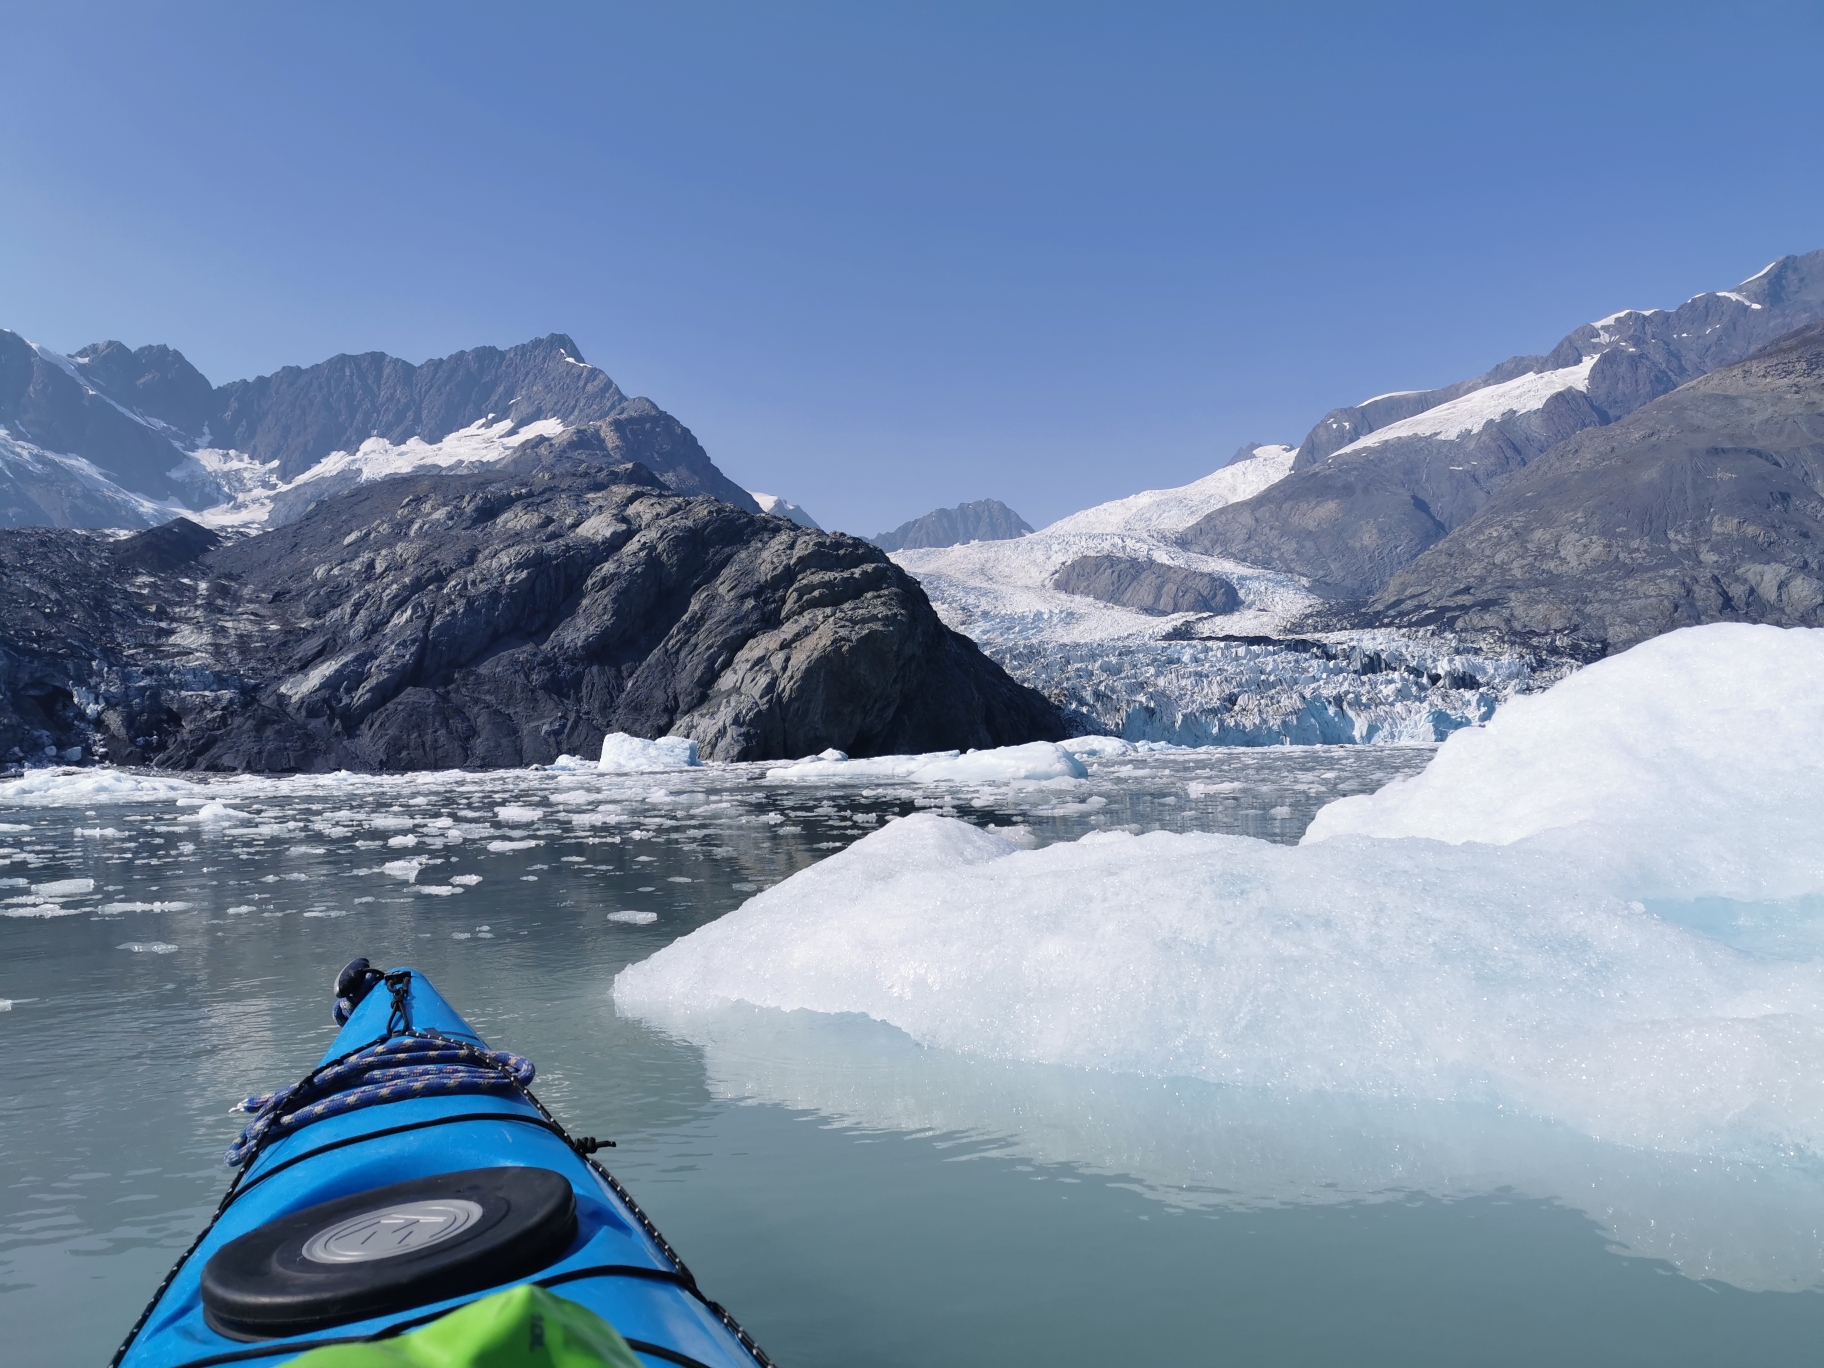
[0,332,759,528]
[872,498,1033,552]
[1182,250,1824,602]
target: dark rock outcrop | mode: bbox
[873,498,1034,552]
[1182,250,1824,598]
[0,455,1062,771]
[1366,322,1824,651]
[1050,556,1239,616]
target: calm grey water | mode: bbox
[4,746,1823,1366]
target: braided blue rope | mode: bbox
[225,1031,535,1167]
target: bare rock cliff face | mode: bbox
[1367,322,1824,652]
[0,451,1062,770]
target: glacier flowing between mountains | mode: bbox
[893,445,1560,745]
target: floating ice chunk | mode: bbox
[31,877,94,898]
[1059,735,1136,758]
[817,748,849,761]
[99,900,192,912]
[190,801,256,824]
[74,827,128,838]
[118,941,179,953]
[386,834,419,848]
[487,839,541,853]
[608,910,659,925]
[0,823,30,832]
[381,858,426,882]
[768,741,1088,784]
[450,874,483,886]
[616,800,1824,1167]
[599,733,701,771]
[548,753,595,770]
[986,824,1041,849]
[494,805,543,824]
[415,884,460,895]
[3,902,80,918]
[1304,623,1824,901]
[0,768,203,806]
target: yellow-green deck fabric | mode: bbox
[287,1285,642,1368]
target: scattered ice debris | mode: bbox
[117,942,179,954]
[608,910,659,925]
[74,827,128,838]
[599,732,701,772]
[3,902,80,918]
[99,901,192,913]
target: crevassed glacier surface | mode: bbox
[893,453,1561,745]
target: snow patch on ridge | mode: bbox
[1330,355,1601,457]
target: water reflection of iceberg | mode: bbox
[632,1001,1824,1294]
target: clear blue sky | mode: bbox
[2,3,1821,535]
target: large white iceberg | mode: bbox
[598,732,701,772]
[616,624,1824,1166]
[1305,622,1824,900]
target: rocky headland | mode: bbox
[0,441,1062,771]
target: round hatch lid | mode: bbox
[201,1166,577,1340]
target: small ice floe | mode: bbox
[415,884,461,895]
[598,733,701,772]
[118,942,179,954]
[1059,735,1136,758]
[74,827,128,838]
[487,839,541,853]
[381,858,429,882]
[451,874,483,886]
[1,768,200,806]
[495,805,543,824]
[607,910,658,925]
[99,900,192,913]
[32,877,94,898]
[767,741,1088,785]
[386,834,419,848]
[2,902,81,918]
[188,800,256,824]
[986,824,1041,848]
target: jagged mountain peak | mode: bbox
[0,327,760,529]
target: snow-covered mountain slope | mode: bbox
[1183,249,1824,597]
[1044,444,1294,536]
[892,449,1555,744]
[748,491,822,529]
[0,331,760,529]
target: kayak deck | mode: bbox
[117,969,766,1368]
